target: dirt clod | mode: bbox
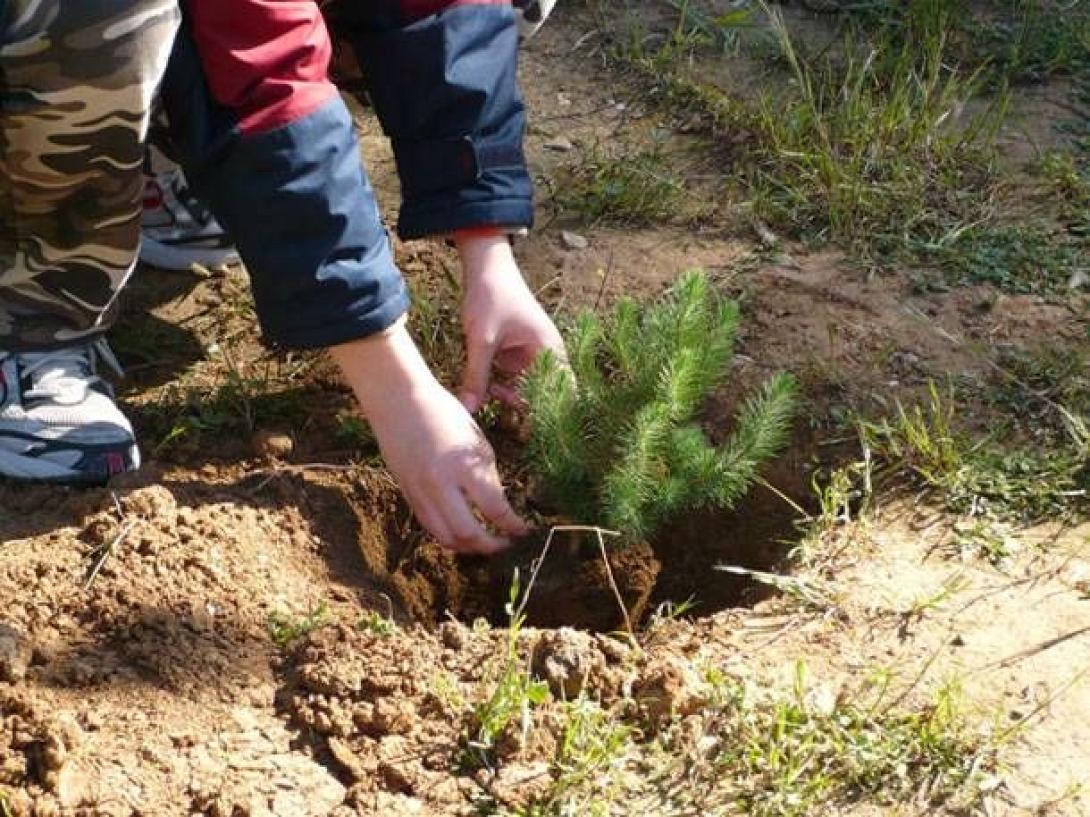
[0,621,31,682]
[438,621,468,651]
[531,628,606,699]
[487,761,552,810]
[633,653,706,724]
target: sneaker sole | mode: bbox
[139,235,240,272]
[0,444,141,484]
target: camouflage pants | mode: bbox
[0,0,180,351]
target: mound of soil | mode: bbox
[283,621,653,816]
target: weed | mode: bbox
[667,662,995,817]
[661,0,761,56]
[516,697,633,817]
[862,381,1090,523]
[524,270,796,542]
[830,0,1090,84]
[1039,149,1090,210]
[335,413,375,449]
[557,143,694,226]
[921,223,1088,295]
[903,572,971,619]
[606,3,1002,263]
[357,609,398,636]
[268,604,331,650]
[868,382,962,486]
[952,518,1015,566]
[813,456,873,527]
[756,6,1000,257]
[462,573,550,770]
[968,1,1090,84]
[648,596,700,626]
[985,345,1090,436]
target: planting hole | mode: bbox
[382,453,810,633]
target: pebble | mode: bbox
[543,136,574,152]
[438,621,468,651]
[54,763,93,808]
[251,430,294,460]
[560,230,589,251]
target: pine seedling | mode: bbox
[524,270,798,542]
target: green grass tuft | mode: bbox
[862,382,1090,524]
[605,2,1003,264]
[695,664,994,817]
[557,143,695,226]
[268,604,331,651]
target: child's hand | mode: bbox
[330,320,529,554]
[455,231,564,413]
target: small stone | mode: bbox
[251,430,294,460]
[543,136,574,152]
[0,621,32,683]
[1068,269,1089,290]
[754,220,779,247]
[438,621,468,651]
[560,231,589,251]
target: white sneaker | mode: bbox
[140,167,239,271]
[516,0,557,40]
[0,340,140,483]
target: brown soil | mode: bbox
[4,6,1090,816]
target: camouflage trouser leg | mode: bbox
[0,0,180,351]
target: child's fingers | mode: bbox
[438,486,508,554]
[460,333,498,414]
[462,468,529,539]
[409,491,455,550]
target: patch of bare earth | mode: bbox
[4,8,1090,817]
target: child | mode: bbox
[0,0,562,555]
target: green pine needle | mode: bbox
[524,271,797,541]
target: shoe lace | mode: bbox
[17,339,123,405]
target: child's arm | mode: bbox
[336,1,563,409]
[336,1,534,241]
[163,1,557,553]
